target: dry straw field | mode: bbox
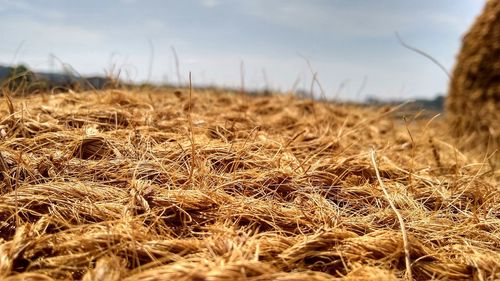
[0,86,498,280]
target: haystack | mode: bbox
[447,0,500,165]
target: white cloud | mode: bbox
[200,0,220,8]
[238,1,417,38]
[426,2,484,33]
[238,0,484,40]
[143,19,167,31]
[0,0,66,19]
[0,18,103,45]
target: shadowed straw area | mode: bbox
[0,89,498,280]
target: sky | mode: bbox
[0,0,486,101]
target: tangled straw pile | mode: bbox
[0,88,498,280]
[447,0,500,165]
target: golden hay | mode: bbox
[446,0,500,165]
[0,88,498,281]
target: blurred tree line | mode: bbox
[0,64,110,96]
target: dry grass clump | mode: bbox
[446,0,500,166]
[0,88,498,280]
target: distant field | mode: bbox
[0,88,498,280]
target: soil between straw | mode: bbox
[0,89,498,281]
